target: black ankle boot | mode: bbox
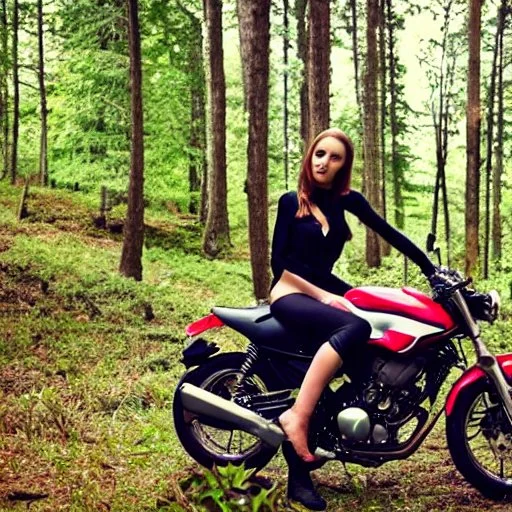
[287,469,327,511]
[282,442,326,511]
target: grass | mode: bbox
[1,179,512,511]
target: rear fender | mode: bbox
[186,313,224,337]
[181,338,220,368]
[445,353,512,416]
[182,314,224,368]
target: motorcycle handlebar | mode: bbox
[429,267,473,300]
[429,267,500,324]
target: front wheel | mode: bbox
[173,352,280,470]
[446,379,512,500]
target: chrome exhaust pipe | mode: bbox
[179,383,285,448]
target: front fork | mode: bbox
[452,290,512,423]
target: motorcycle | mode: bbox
[173,235,510,501]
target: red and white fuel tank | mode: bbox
[343,286,457,353]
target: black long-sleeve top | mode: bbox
[270,188,435,296]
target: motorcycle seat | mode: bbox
[213,304,273,327]
[212,305,315,356]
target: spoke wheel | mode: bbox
[173,353,279,470]
[447,379,512,500]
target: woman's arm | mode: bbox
[270,192,296,280]
[345,191,435,276]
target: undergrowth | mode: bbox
[1,180,512,511]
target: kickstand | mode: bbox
[342,462,368,492]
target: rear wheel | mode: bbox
[173,353,280,470]
[446,379,512,500]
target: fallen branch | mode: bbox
[7,491,49,502]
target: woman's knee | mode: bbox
[328,317,371,355]
[353,316,372,340]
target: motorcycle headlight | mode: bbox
[488,290,500,322]
[463,289,500,323]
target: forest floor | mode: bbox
[1,181,512,511]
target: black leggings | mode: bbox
[270,293,371,359]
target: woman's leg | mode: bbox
[271,294,372,461]
[279,342,341,461]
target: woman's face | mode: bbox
[311,136,346,189]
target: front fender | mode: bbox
[445,353,512,416]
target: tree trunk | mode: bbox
[0,0,8,181]
[430,115,441,240]
[188,93,204,216]
[237,0,271,301]
[179,4,206,216]
[482,2,501,278]
[202,0,230,256]
[199,154,208,224]
[119,0,145,281]
[363,0,381,267]
[465,0,481,277]
[430,0,455,266]
[38,0,48,187]
[10,0,19,185]
[385,0,403,230]
[440,143,451,267]
[307,0,330,142]
[349,0,363,128]
[17,179,29,220]
[283,0,290,190]
[198,3,209,225]
[492,1,506,262]
[295,0,309,150]
[378,0,390,257]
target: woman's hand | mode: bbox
[321,294,352,312]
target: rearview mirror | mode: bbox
[426,233,441,265]
[426,233,436,253]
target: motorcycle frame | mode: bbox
[181,316,458,467]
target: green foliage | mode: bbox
[42,0,207,210]
[174,463,280,512]
[1,1,512,509]
[46,0,130,192]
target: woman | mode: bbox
[270,128,435,508]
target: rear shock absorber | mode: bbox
[234,343,260,398]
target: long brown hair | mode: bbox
[296,128,354,218]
